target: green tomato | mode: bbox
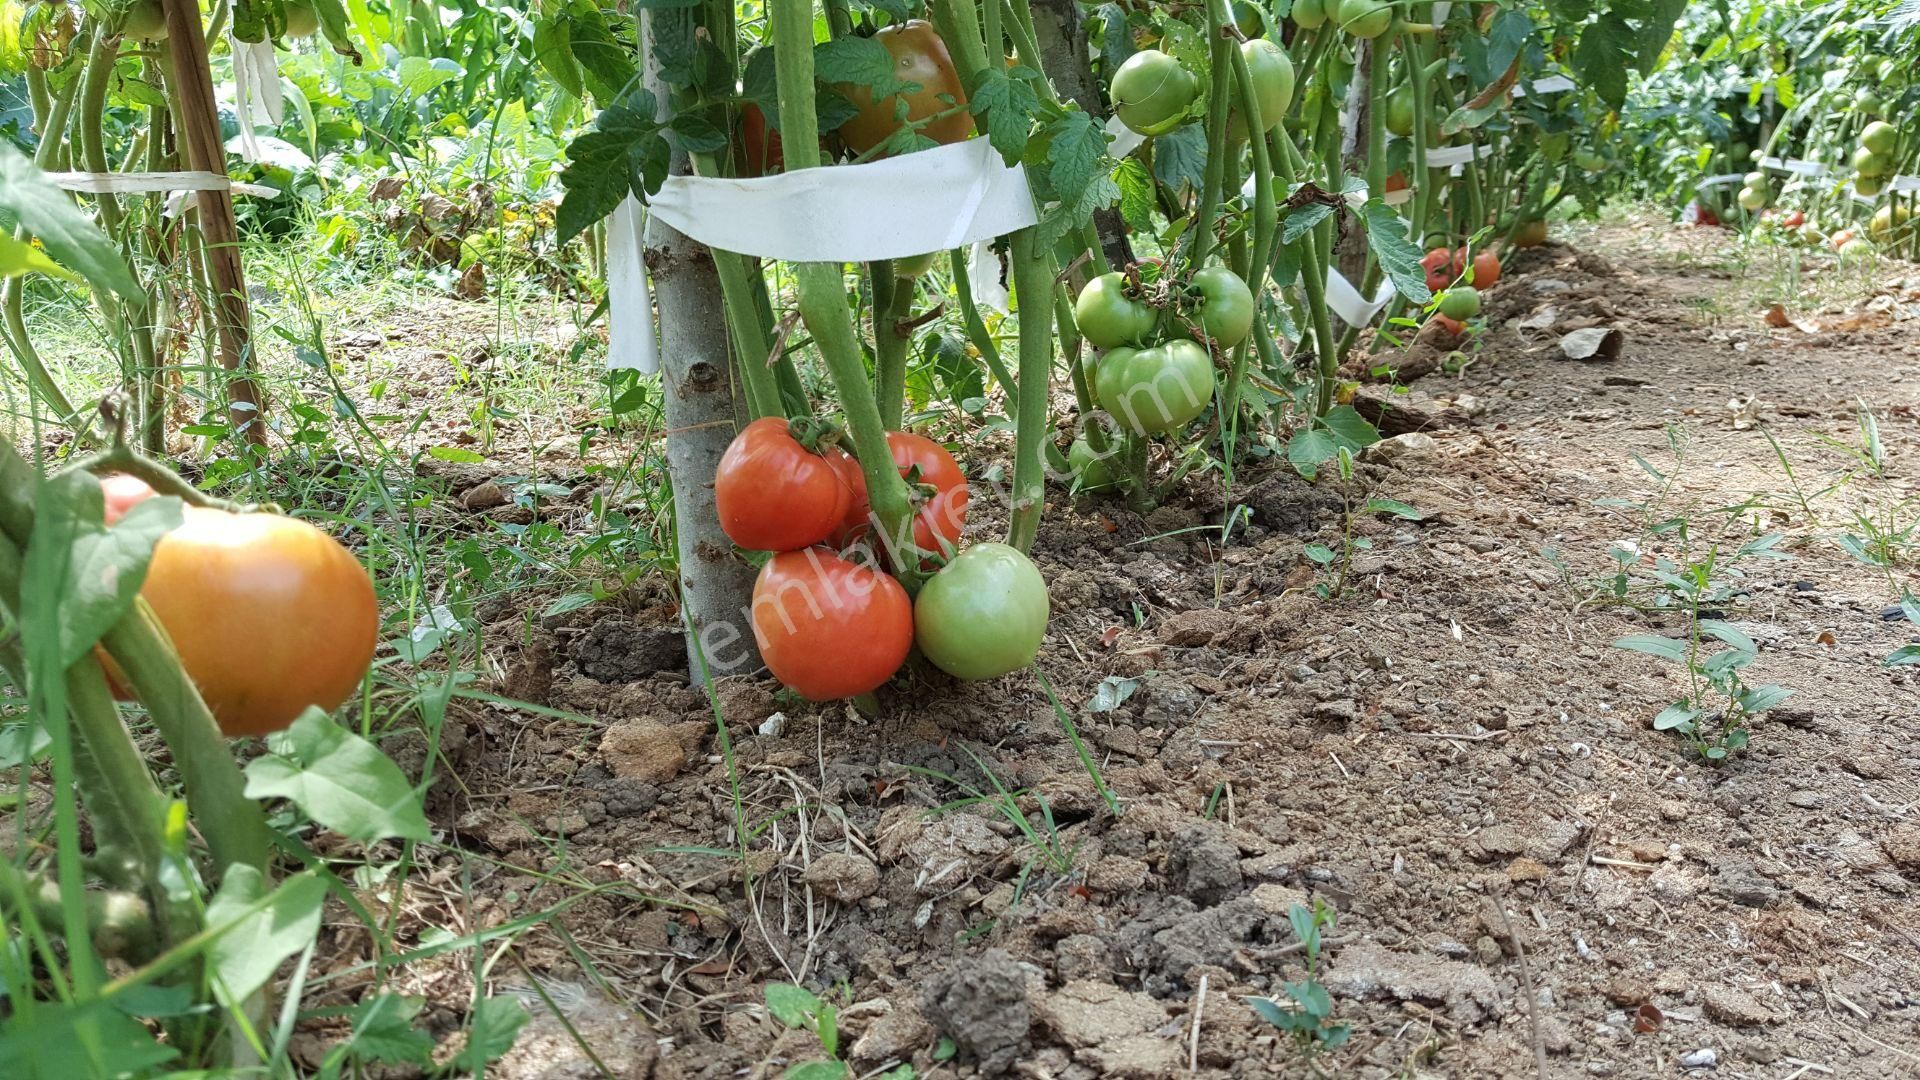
[1292,0,1329,27]
[1185,266,1256,348]
[1573,149,1606,172]
[913,543,1049,680]
[1112,50,1200,137]
[124,0,169,40]
[1839,237,1876,262]
[1729,141,1751,163]
[1742,170,1768,190]
[1095,340,1217,434]
[893,251,938,278]
[1857,87,1886,115]
[1075,273,1158,349]
[284,1,320,37]
[1855,172,1888,196]
[1736,186,1766,211]
[1233,0,1265,37]
[1384,86,1415,138]
[1226,39,1295,140]
[1068,436,1123,491]
[1336,0,1394,39]
[1871,204,1914,240]
[1854,146,1893,178]
[1861,120,1899,157]
[1437,286,1481,320]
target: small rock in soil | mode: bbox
[1321,941,1501,1024]
[1362,432,1438,466]
[1602,976,1652,1005]
[461,481,510,510]
[1053,934,1112,984]
[1700,986,1782,1027]
[802,852,881,902]
[572,618,685,682]
[1086,854,1149,893]
[1033,980,1167,1048]
[1167,823,1244,905]
[599,720,686,784]
[848,1002,931,1068]
[1679,1048,1719,1069]
[492,987,658,1078]
[1158,608,1236,647]
[919,949,1031,1076]
[1881,825,1920,876]
[1712,859,1781,908]
[875,806,1012,885]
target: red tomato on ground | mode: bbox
[832,431,969,560]
[1450,248,1502,287]
[1433,314,1466,339]
[715,418,857,552]
[751,548,914,700]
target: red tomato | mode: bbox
[1450,248,1502,287]
[836,21,974,157]
[832,431,969,559]
[716,418,857,552]
[751,548,913,700]
[1420,248,1452,274]
[1426,269,1452,294]
[1384,171,1409,193]
[1780,210,1806,229]
[739,102,783,176]
[1433,314,1466,339]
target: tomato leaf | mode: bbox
[204,866,327,1008]
[556,88,670,243]
[1572,16,1634,109]
[245,709,433,843]
[0,232,80,283]
[1355,199,1430,307]
[23,474,182,669]
[0,145,144,304]
[533,17,585,99]
[566,4,639,103]
[1114,158,1156,233]
[454,997,531,1072]
[1149,123,1207,198]
[815,36,912,99]
[765,983,823,1028]
[1045,111,1108,203]
[968,66,1039,163]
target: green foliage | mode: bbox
[244,709,434,842]
[1248,900,1349,1056]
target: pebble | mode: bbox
[462,481,509,510]
[1679,1048,1718,1069]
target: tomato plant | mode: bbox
[716,418,857,552]
[912,543,1048,680]
[751,548,913,700]
[1094,341,1217,435]
[837,21,974,156]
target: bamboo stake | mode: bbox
[160,0,267,446]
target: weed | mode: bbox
[764,982,915,1079]
[1249,900,1349,1061]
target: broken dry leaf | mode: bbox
[1560,326,1623,362]
[1518,305,1560,332]
[1728,394,1760,430]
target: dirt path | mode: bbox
[317,223,1920,1079]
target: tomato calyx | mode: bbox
[784,414,847,456]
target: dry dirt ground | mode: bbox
[299,222,1920,1079]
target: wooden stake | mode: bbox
[160,0,267,445]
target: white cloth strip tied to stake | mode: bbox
[45,171,282,219]
[604,66,1579,366]
[227,35,285,166]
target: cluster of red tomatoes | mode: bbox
[716,419,1048,702]
[1419,246,1501,339]
[98,474,378,737]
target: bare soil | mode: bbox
[301,222,1920,1078]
